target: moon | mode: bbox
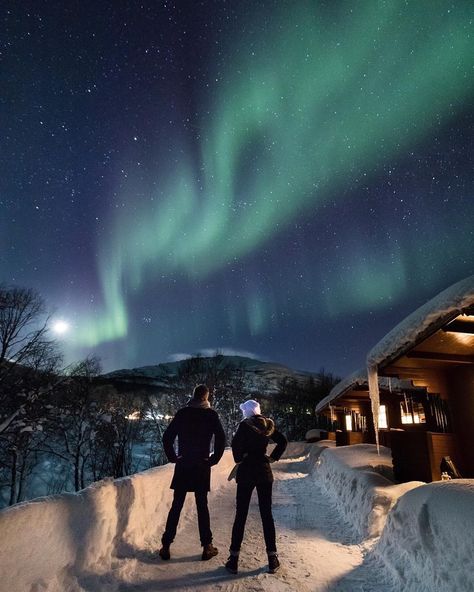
[51,320,70,336]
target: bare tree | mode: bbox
[270,369,340,440]
[92,395,148,479]
[0,286,58,372]
[0,286,62,505]
[40,357,105,491]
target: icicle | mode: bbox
[367,364,380,454]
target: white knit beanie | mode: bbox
[239,399,261,418]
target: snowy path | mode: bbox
[76,453,395,592]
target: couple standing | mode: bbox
[159,384,287,574]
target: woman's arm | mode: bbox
[269,428,287,462]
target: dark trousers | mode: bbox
[162,489,212,547]
[230,481,276,554]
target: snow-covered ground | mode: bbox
[1,442,473,591]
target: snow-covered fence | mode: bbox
[374,480,474,592]
[314,444,422,539]
[0,450,234,592]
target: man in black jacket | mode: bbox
[159,384,226,561]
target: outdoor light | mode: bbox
[443,315,474,335]
[345,414,352,431]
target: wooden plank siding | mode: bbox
[427,433,460,481]
[336,431,365,446]
[390,430,461,483]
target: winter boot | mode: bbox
[225,553,239,574]
[158,544,171,560]
[202,543,219,560]
[268,553,280,574]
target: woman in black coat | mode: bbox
[225,399,287,575]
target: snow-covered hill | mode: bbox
[101,355,319,396]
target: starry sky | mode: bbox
[1,1,473,376]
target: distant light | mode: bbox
[52,320,70,335]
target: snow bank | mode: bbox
[314,444,422,539]
[375,480,474,592]
[312,443,474,591]
[4,439,472,592]
[0,450,235,592]
[281,441,313,458]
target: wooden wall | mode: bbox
[447,366,474,476]
[390,431,460,482]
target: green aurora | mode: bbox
[74,1,474,348]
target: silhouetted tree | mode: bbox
[0,286,62,504]
[270,369,339,440]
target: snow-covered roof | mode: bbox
[367,275,474,370]
[316,369,366,413]
[315,368,415,413]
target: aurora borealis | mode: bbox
[1,1,473,375]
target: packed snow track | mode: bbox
[74,446,395,591]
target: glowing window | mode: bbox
[378,405,388,429]
[400,397,426,424]
[345,414,352,431]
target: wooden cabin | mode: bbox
[367,275,474,483]
[316,370,424,447]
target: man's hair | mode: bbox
[193,384,209,400]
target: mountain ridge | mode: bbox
[101,354,320,396]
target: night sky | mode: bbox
[1,1,473,376]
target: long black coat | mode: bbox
[231,415,287,484]
[163,405,226,492]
